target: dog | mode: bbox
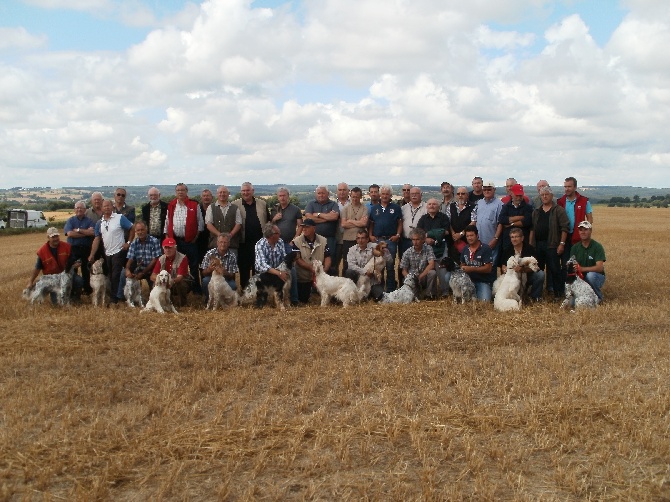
[313,259,366,307]
[561,256,599,311]
[442,257,476,304]
[89,258,111,307]
[141,270,178,314]
[238,253,296,309]
[124,276,144,308]
[206,257,238,310]
[379,272,419,304]
[493,256,523,311]
[362,241,389,283]
[23,261,78,306]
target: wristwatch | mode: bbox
[317,212,321,217]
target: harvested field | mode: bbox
[1,207,669,500]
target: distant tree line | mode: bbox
[607,195,670,208]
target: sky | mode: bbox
[1,0,669,190]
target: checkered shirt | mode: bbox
[400,243,435,275]
[201,248,239,274]
[254,238,286,274]
[127,236,162,269]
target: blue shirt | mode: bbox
[255,238,287,273]
[461,243,493,283]
[564,198,593,233]
[474,197,503,245]
[369,202,402,237]
[64,215,95,247]
[127,235,162,269]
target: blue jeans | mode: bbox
[376,237,398,292]
[325,236,338,275]
[584,272,605,301]
[201,275,237,304]
[474,281,492,302]
[436,266,451,296]
[527,270,545,300]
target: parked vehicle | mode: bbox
[7,209,48,229]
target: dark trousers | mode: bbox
[341,240,356,274]
[238,242,257,289]
[106,251,126,302]
[344,269,384,301]
[176,238,201,293]
[71,245,92,293]
[297,282,313,304]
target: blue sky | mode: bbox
[1,0,668,189]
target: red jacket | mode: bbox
[166,198,200,243]
[557,191,589,244]
[37,242,71,275]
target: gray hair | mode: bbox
[315,185,330,193]
[539,186,553,195]
[262,223,278,238]
[91,191,103,200]
[277,186,290,196]
[380,184,393,194]
[75,200,87,209]
[409,227,426,239]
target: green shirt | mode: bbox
[572,239,606,274]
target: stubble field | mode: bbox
[0,207,669,501]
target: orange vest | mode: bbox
[36,242,71,275]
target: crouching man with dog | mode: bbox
[460,225,494,302]
[292,219,331,305]
[571,221,606,303]
[400,228,437,300]
[344,229,392,301]
[151,238,191,307]
[499,227,545,302]
[201,233,238,306]
[26,227,84,304]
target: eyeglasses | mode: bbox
[402,189,411,192]
[482,188,493,191]
[116,193,126,197]
[456,192,468,196]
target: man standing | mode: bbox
[530,186,569,300]
[141,187,168,240]
[498,184,533,263]
[417,198,451,297]
[232,182,269,289]
[460,225,494,302]
[27,227,83,303]
[449,187,476,258]
[344,229,391,301]
[439,182,455,215]
[304,185,340,275]
[499,227,545,302]
[201,233,238,305]
[400,228,437,299]
[557,176,593,247]
[468,176,485,204]
[164,183,204,294]
[64,200,95,294]
[369,184,403,292]
[533,180,550,208]
[85,192,104,223]
[366,184,381,214]
[197,188,213,263]
[151,237,191,307]
[125,220,162,289]
[399,184,412,206]
[270,186,302,305]
[571,221,606,303]
[333,182,350,276]
[113,187,135,230]
[400,187,427,275]
[206,185,242,254]
[473,180,503,281]
[89,200,134,304]
[292,219,331,304]
[501,178,530,204]
[254,223,289,308]
[340,187,368,273]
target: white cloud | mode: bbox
[0,27,47,51]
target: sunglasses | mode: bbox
[116,193,126,197]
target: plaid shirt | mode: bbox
[400,243,435,275]
[127,236,162,269]
[201,248,239,274]
[254,238,286,273]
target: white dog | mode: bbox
[362,241,389,283]
[493,256,522,311]
[206,257,238,310]
[124,276,144,308]
[379,272,419,304]
[89,258,111,307]
[313,260,365,307]
[141,270,178,314]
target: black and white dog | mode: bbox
[23,260,80,306]
[239,252,296,309]
[441,257,476,304]
[561,256,599,310]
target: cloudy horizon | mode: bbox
[1,0,669,190]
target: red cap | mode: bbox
[510,184,525,196]
[162,237,177,247]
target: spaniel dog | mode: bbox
[23,261,79,306]
[493,255,522,311]
[239,253,295,310]
[124,277,144,308]
[561,256,599,311]
[141,270,178,314]
[442,258,476,304]
[89,258,111,307]
[379,272,419,304]
[206,257,238,310]
[313,259,365,307]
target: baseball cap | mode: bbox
[162,237,177,247]
[47,227,60,237]
[577,221,592,229]
[510,184,525,196]
[300,218,316,227]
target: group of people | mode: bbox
[26,176,607,307]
